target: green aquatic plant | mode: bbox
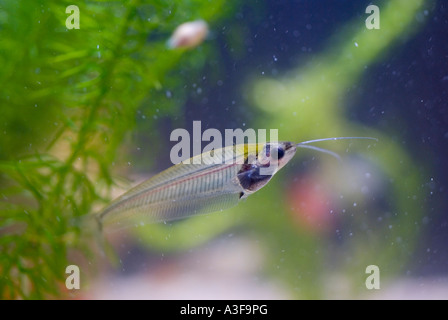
[0,0,236,299]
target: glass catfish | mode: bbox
[96,137,377,230]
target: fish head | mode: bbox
[237,142,297,194]
[257,141,297,175]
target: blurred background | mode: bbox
[1,0,447,299]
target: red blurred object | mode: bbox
[287,175,335,234]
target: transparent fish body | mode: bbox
[98,144,264,229]
[96,137,376,230]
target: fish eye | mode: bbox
[271,147,285,160]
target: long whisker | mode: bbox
[296,144,342,162]
[296,136,378,146]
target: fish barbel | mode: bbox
[97,137,377,230]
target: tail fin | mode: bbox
[71,213,121,266]
[71,213,102,234]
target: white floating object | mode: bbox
[167,20,209,49]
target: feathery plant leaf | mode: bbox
[0,0,236,298]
